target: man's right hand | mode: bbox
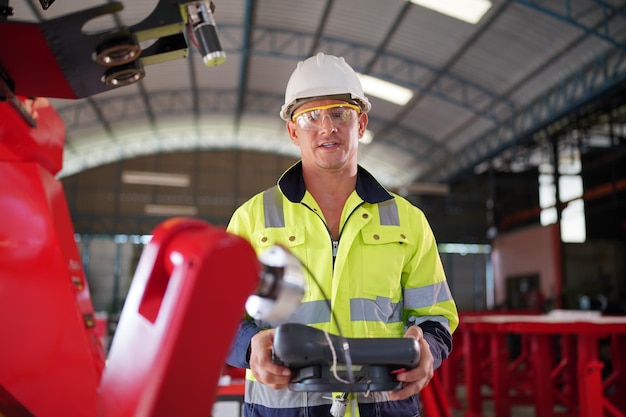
[249,329,293,389]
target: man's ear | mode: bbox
[358,113,368,138]
[287,121,299,146]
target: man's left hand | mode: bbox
[388,325,434,401]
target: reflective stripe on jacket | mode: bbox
[226,161,459,415]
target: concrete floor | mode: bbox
[450,386,537,417]
[451,400,537,417]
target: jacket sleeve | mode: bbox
[226,319,262,368]
[225,201,259,368]
[402,202,459,370]
[419,321,453,370]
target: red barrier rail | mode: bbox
[460,313,626,417]
[439,310,541,411]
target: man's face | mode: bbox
[286,99,368,171]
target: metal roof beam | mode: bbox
[514,0,626,51]
[57,88,440,163]
[57,24,512,127]
[188,49,200,119]
[377,1,510,151]
[223,26,516,123]
[422,46,626,182]
[362,1,411,73]
[58,89,246,129]
[306,0,333,57]
[86,97,115,139]
[234,0,255,127]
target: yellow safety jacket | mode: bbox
[227,161,458,416]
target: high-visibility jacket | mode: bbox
[226,161,458,417]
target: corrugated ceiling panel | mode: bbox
[508,36,616,106]
[407,95,478,142]
[445,116,498,153]
[246,55,293,98]
[323,0,404,50]
[452,2,582,97]
[256,0,325,34]
[387,3,480,68]
[193,51,243,89]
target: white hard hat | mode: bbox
[279,53,371,121]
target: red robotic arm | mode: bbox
[0,96,261,417]
[98,217,259,417]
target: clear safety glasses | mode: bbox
[292,103,361,131]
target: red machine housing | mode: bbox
[0,97,261,417]
[0,97,105,416]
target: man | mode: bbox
[226,53,458,417]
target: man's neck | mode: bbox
[302,164,357,241]
[302,164,357,206]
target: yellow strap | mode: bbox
[347,392,360,417]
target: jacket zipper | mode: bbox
[301,202,338,263]
[301,201,364,264]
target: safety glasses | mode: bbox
[292,103,361,131]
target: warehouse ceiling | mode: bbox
[3,0,626,237]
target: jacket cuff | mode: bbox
[225,320,262,369]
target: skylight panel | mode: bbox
[357,73,414,106]
[408,0,492,24]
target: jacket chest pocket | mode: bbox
[357,226,412,299]
[253,225,305,251]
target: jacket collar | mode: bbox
[277,160,394,204]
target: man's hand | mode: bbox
[388,325,434,401]
[249,329,292,389]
